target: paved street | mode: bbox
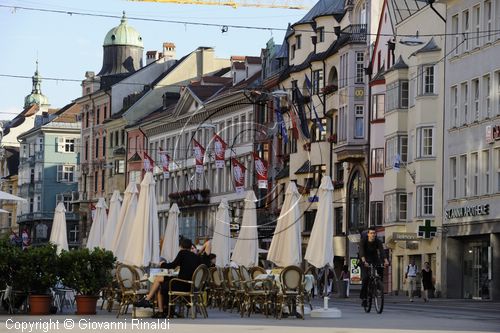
[1,296,499,333]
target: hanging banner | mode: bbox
[143,152,154,172]
[231,158,246,194]
[159,148,170,178]
[213,134,227,169]
[192,139,205,174]
[253,153,268,189]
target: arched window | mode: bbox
[348,169,366,231]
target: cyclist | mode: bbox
[359,227,389,307]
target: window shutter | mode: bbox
[57,165,63,182]
[57,137,65,152]
[433,64,438,94]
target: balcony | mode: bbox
[17,211,80,224]
[168,189,210,207]
[342,24,367,44]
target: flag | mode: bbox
[143,152,154,172]
[305,74,324,132]
[192,139,205,174]
[213,134,227,169]
[253,153,268,189]
[274,97,288,144]
[289,105,299,139]
[293,88,311,139]
[159,148,170,178]
[21,227,31,250]
[393,154,401,172]
[231,158,246,194]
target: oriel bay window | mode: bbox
[386,80,409,111]
[372,94,385,120]
[384,192,407,223]
[371,148,384,175]
[385,135,408,168]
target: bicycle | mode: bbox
[363,264,384,314]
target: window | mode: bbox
[497,72,500,116]
[370,201,383,226]
[450,157,457,198]
[62,194,73,212]
[485,1,492,42]
[334,207,343,235]
[419,65,436,95]
[339,106,347,141]
[461,82,469,124]
[483,150,490,194]
[372,94,385,120]
[418,186,434,216]
[96,108,100,125]
[483,75,491,118]
[384,192,407,223]
[290,44,296,60]
[317,27,325,43]
[451,86,459,127]
[296,35,301,49]
[69,225,79,243]
[57,165,75,182]
[472,78,480,121]
[354,105,364,138]
[335,162,344,183]
[472,152,479,196]
[311,118,327,142]
[312,69,323,95]
[417,127,434,158]
[339,53,348,87]
[101,170,105,191]
[386,81,408,111]
[85,112,89,128]
[355,52,364,84]
[371,148,384,175]
[103,136,106,158]
[463,10,470,51]
[399,193,407,221]
[95,138,99,158]
[460,155,468,196]
[58,138,75,153]
[452,14,459,54]
[94,171,98,192]
[385,135,408,167]
[85,140,89,161]
[304,210,316,232]
[114,160,125,174]
[473,5,481,47]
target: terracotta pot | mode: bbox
[29,295,52,315]
[75,295,99,315]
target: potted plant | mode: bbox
[58,247,115,315]
[13,244,59,315]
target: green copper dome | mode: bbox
[103,12,143,48]
[24,61,49,108]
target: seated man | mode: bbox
[134,238,201,318]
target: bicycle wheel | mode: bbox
[363,283,372,313]
[374,279,384,314]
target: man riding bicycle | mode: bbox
[359,227,389,307]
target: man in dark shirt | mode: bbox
[359,227,389,307]
[134,238,201,317]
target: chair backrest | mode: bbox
[250,266,267,279]
[239,266,251,282]
[116,265,135,291]
[226,267,240,289]
[280,265,304,292]
[192,264,209,291]
[211,268,223,287]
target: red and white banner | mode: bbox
[213,134,227,169]
[143,152,154,172]
[159,148,170,178]
[231,158,246,194]
[192,139,205,174]
[253,153,268,189]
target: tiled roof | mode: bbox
[233,62,245,70]
[246,56,262,65]
[294,0,345,26]
[189,85,224,102]
[295,160,312,174]
[275,166,289,180]
[410,37,441,56]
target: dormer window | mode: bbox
[296,35,302,49]
[317,27,325,43]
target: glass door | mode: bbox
[463,241,491,299]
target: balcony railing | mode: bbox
[17,211,80,223]
[168,189,210,207]
[343,24,367,43]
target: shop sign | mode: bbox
[350,258,362,285]
[445,204,490,220]
[406,241,419,250]
[393,232,419,241]
[308,195,319,203]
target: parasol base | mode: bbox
[310,307,342,318]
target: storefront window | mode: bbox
[348,169,366,231]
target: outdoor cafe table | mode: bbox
[146,269,178,283]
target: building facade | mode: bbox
[440,0,500,300]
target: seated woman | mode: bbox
[134,238,201,318]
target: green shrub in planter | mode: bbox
[0,237,23,290]
[58,248,116,296]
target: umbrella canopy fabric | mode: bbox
[0,208,9,213]
[304,176,334,268]
[49,202,69,255]
[231,191,259,267]
[160,203,180,262]
[123,172,160,267]
[267,181,302,267]
[86,198,108,250]
[0,190,27,202]
[212,199,231,267]
[102,190,122,251]
[112,182,139,262]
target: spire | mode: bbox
[121,11,127,24]
[32,60,42,94]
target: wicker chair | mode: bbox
[115,264,148,318]
[100,265,120,312]
[168,264,209,319]
[277,265,305,320]
[225,267,245,313]
[239,268,277,318]
[209,267,225,310]
[249,266,267,279]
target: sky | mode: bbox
[0,0,313,120]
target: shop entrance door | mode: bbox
[463,242,491,300]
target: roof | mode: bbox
[410,37,442,56]
[200,76,232,85]
[295,160,312,174]
[231,56,246,61]
[388,55,409,71]
[246,56,262,65]
[52,102,79,123]
[275,166,289,180]
[103,12,143,48]
[293,0,345,27]
[233,62,245,70]
[188,85,224,102]
[128,152,142,162]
